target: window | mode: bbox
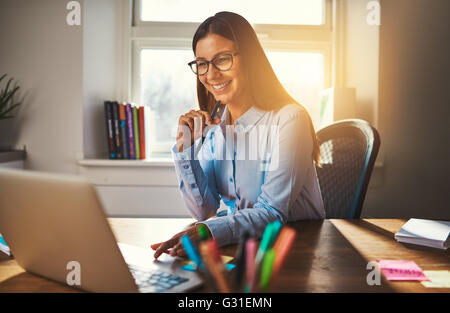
[131,0,332,155]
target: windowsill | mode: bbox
[77,157,174,168]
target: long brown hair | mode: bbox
[192,11,321,165]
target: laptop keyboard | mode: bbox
[129,265,189,293]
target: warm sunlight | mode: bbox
[141,0,325,25]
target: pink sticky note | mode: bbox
[377,260,430,281]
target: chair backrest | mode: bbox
[316,119,380,219]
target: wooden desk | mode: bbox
[0,219,449,293]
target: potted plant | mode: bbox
[0,73,26,167]
[0,74,22,120]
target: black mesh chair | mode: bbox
[316,119,380,219]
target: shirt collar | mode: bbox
[218,105,266,132]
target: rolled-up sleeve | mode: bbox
[201,109,313,246]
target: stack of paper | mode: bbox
[395,218,450,250]
[0,233,11,256]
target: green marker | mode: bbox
[255,222,274,264]
[259,249,275,292]
[268,220,282,247]
[197,224,210,241]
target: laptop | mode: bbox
[0,168,202,293]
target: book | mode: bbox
[395,218,450,250]
[111,101,122,159]
[132,105,140,160]
[143,105,151,158]
[0,233,11,256]
[119,102,129,159]
[126,103,136,160]
[138,106,146,159]
[104,101,116,159]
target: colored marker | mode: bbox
[259,248,276,292]
[181,235,202,269]
[233,232,249,287]
[255,222,274,264]
[271,227,296,279]
[197,224,210,241]
[244,238,257,293]
[268,220,282,247]
[199,241,231,293]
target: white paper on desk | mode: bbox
[395,218,450,249]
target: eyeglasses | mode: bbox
[188,52,239,76]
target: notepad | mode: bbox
[377,260,429,281]
[421,270,450,288]
[395,218,450,250]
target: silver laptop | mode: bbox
[0,168,202,293]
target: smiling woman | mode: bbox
[150,12,326,258]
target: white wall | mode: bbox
[83,0,119,159]
[0,0,83,174]
[343,0,379,125]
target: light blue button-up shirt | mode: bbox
[172,104,325,246]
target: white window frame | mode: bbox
[123,0,334,155]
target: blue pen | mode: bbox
[181,235,202,269]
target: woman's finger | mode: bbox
[178,115,194,131]
[154,237,179,259]
[176,247,186,257]
[150,242,162,250]
[170,242,183,256]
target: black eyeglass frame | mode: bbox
[187,52,239,76]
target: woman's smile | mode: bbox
[209,80,232,94]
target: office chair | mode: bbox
[316,119,380,219]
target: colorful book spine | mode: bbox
[119,102,129,159]
[126,103,136,160]
[143,105,151,158]
[132,105,140,160]
[138,106,146,159]
[111,101,122,159]
[104,101,116,159]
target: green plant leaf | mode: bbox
[0,86,20,110]
[2,78,13,98]
[0,74,22,120]
[0,102,21,119]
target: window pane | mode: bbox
[140,49,197,152]
[141,0,324,25]
[140,49,325,153]
[266,51,324,128]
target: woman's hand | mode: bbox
[150,224,212,259]
[176,110,221,152]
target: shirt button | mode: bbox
[183,165,189,169]
[229,178,233,182]
[190,183,196,188]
